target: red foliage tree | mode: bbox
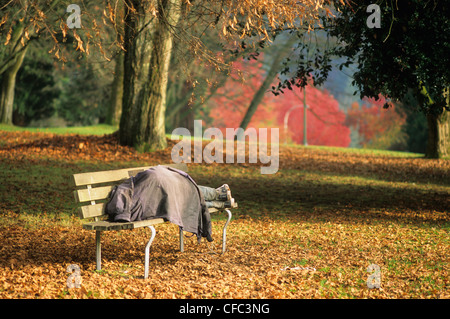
[207,59,273,130]
[273,86,351,147]
[345,96,406,149]
[207,58,351,147]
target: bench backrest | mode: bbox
[73,163,188,220]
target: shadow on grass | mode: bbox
[1,154,449,231]
[278,151,450,186]
[192,167,450,227]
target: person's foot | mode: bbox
[207,198,237,209]
[216,184,232,201]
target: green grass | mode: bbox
[0,124,117,135]
[1,123,428,158]
[290,143,424,158]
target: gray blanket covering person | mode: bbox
[105,165,213,242]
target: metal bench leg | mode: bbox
[144,225,156,279]
[222,209,232,254]
[179,227,184,252]
[95,231,101,271]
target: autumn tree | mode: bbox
[117,0,327,151]
[0,0,61,124]
[164,19,264,133]
[330,0,449,158]
[345,97,407,150]
[13,45,60,126]
[117,0,181,151]
[275,0,449,157]
[0,0,117,125]
[106,51,124,126]
[207,57,351,147]
[1,0,327,151]
[238,35,298,132]
[275,85,351,147]
[207,58,272,129]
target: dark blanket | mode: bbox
[105,165,212,242]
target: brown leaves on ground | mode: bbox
[0,213,448,299]
[1,130,449,184]
[0,130,449,299]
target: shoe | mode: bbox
[208,198,237,209]
[216,184,232,201]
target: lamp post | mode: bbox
[303,87,307,146]
[284,105,299,144]
[283,87,308,145]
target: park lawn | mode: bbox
[0,128,449,299]
[0,124,117,136]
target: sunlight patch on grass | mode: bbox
[0,124,117,135]
[289,143,424,158]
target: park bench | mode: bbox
[72,163,234,279]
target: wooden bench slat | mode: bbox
[79,203,106,219]
[73,163,187,187]
[82,218,166,231]
[74,186,115,203]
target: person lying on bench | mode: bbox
[105,165,236,243]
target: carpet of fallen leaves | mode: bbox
[0,130,449,299]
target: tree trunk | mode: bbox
[0,46,27,124]
[107,51,124,126]
[119,1,157,146]
[119,0,182,151]
[426,110,450,158]
[239,37,296,131]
